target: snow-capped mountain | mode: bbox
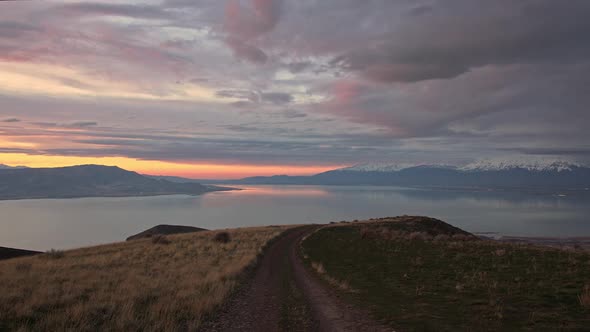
[459,158,582,172]
[223,158,590,189]
[335,158,584,173]
[338,162,421,172]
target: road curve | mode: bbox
[201,225,392,331]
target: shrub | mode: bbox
[214,232,231,244]
[15,263,32,272]
[494,249,506,257]
[579,284,590,309]
[433,234,451,242]
[45,249,65,259]
[406,232,428,241]
[311,261,326,274]
[151,235,171,245]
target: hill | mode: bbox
[302,217,590,330]
[126,225,208,241]
[0,165,229,200]
[0,246,41,261]
[0,164,27,170]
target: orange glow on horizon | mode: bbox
[0,153,341,179]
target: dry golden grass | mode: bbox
[580,284,590,309]
[0,226,288,331]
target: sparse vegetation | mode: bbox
[302,217,590,331]
[45,249,65,259]
[213,231,231,244]
[151,235,171,245]
[580,284,590,309]
[0,226,286,331]
[311,261,352,292]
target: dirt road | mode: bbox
[201,226,391,331]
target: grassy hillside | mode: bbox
[0,226,287,331]
[301,216,590,331]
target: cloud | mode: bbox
[0,21,38,38]
[286,61,311,73]
[225,37,268,64]
[216,89,259,101]
[261,92,292,105]
[67,121,98,128]
[281,109,306,118]
[1,1,590,167]
[30,121,98,129]
[223,0,283,63]
[52,3,170,20]
[329,1,590,82]
[1,118,20,123]
[224,0,283,39]
[500,147,590,157]
[317,62,590,145]
[216,90,292,105]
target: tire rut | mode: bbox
[201,225,392,332]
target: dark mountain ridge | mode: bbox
[0,165,228,200]
[0,247,41,261]
[206,163,590,189]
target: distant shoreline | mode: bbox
[0,186,237,202]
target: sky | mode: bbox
[0,0,589,178]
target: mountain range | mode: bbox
[199,159,590,189]
[0,164,28,170]
[0,165,227,200]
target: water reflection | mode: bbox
[1,185,589,251]
[219,186,330,197]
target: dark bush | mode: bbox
[45,249,65,259]
[214,232,231,244]
[151,235,171,245]
[15,263,32,272]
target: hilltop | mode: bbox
[126,224,208,241]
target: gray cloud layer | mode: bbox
[0,0,589,167]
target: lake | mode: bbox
[1,185,590,251]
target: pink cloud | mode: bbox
[224,0,281,39]
[317,79,409,136]
[223,0,282,63]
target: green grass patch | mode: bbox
[302,218,590,331]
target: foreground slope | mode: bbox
[2,217,588,331]
[302,217,590,331]
[0,165,227,200]
[0,226,285,331]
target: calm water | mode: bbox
[1,185,590,251]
